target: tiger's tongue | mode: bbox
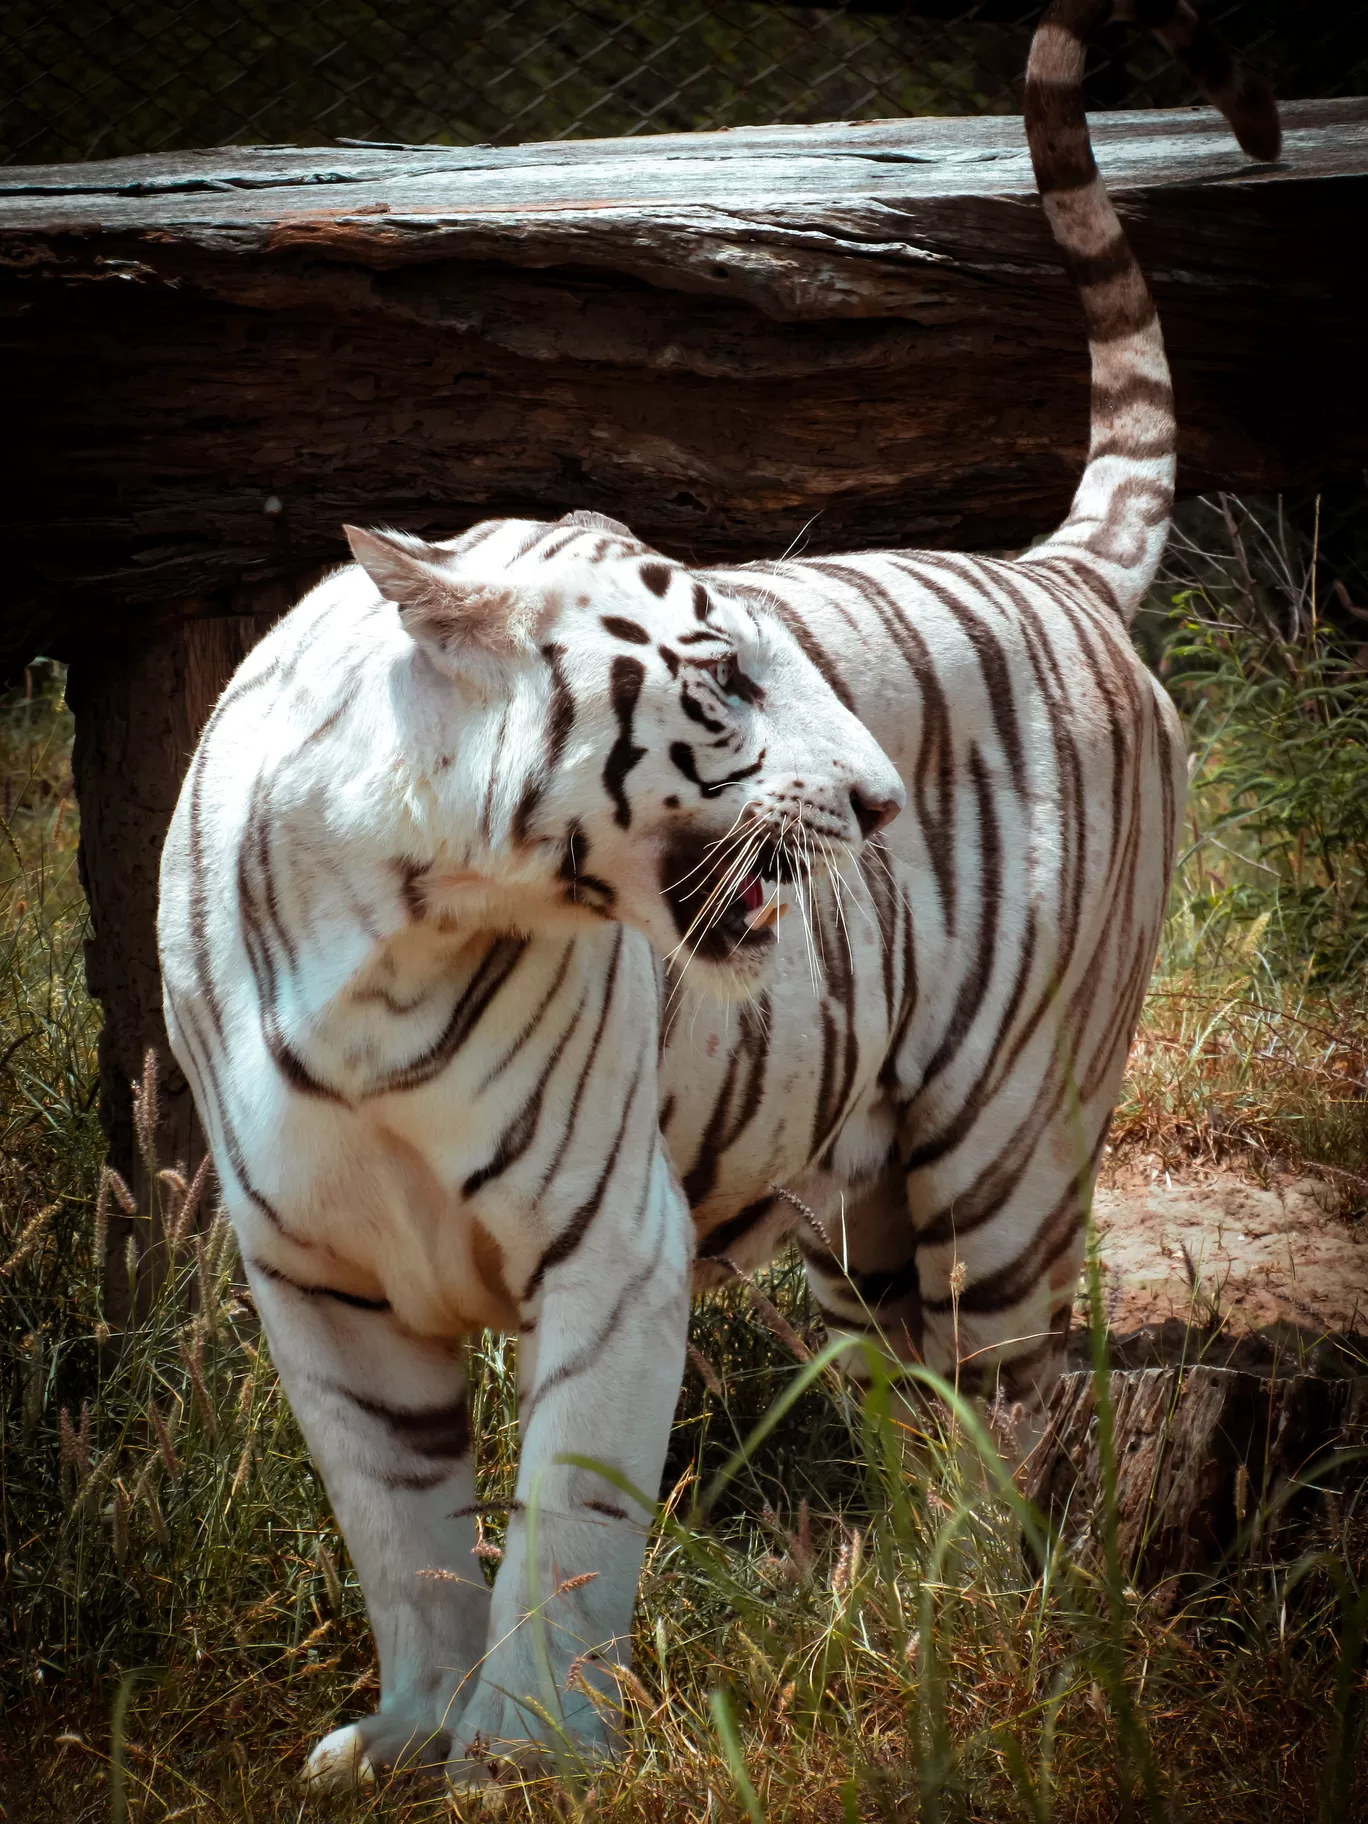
[739,874,765,915]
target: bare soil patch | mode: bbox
[1086,1159,1368,1372]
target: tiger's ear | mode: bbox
[344,525,544,661]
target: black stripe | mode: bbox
[1025,549,1123,620]
[813,1302,886,1340]
[267,1034,349,1103]
[859,838,900,1035]
[697,1195,775,1260]
[900,567,1026,797]
[512,643,575,844]
[525,1035,650,1297]
[880,880,919,1093]
[809,561,959,934]
[901,907,1038,1175]
[463,983,589,1196]
[669,740,764,798]
[558,821,618,915]
[601,615,650,644]
[448,518,504,557]
[251,1256,390,1311]
[521,1198,667,1426]
[798,1243,920,1310]
[681,994,771,1208]
[767,593,857,713]
[1083,283,1158,346]
[174,997,297,1241]
[536,926,624,1194]
[364,936,528,1096]
[380,1467,451,1493]
[679,680,725,736]
[481,706,510,841]
[234,693,361,1101]
[187,654,285,1049]
[1087,431,1172,463]
[479,942,575,1088]
[1066,237,1136,291]
[921,1142,1102,1318]
[1092,375,1175,421]
[1023,75,1097,194]
[603,655,647,828]
[512,522,555,560]
[917,744,1001,1089]
[340,1388,471,1460]
[809,1000,840,1165]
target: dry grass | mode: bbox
[1114,975,1368,1194]
[2,559,1367,1824]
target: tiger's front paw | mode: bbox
[304,1713,453,1788]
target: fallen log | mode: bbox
[2,100,1365,678]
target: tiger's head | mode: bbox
[346,511,904,992]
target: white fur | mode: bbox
[159,513,1183,1787]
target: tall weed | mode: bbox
[1158,493,1368,982]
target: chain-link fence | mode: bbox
[4,0,1367,166]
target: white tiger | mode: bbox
[156,0,1278,1789]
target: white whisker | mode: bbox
[823,838,857,969]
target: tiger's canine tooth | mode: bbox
[746,897,785,933]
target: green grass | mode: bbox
[1123,494,1368,1191]
[3,494,1368,1824]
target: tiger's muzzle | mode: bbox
[659,813,834,965]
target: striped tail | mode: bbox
[1020,1,1281,623]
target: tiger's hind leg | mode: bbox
[902,1099,1100,1474]
[795,1161,923,1382]
[797,1146,1078,1481]
[794,1163,1006,1477]
[243,1259,491,1788]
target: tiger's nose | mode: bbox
[850,787,901,840]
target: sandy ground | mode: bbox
[1085,1160,1368,1370]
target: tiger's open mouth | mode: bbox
[661,829,797,962]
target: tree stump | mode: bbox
[1029,1360,1368,1586]
[67,579,315,1320]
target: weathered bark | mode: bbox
[67,582,308,1321]
[2,100,1365,681]
[1029,1363,1368,1587]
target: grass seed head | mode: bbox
[133,1047,160,1169]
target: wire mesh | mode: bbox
[3,1,1366,167]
